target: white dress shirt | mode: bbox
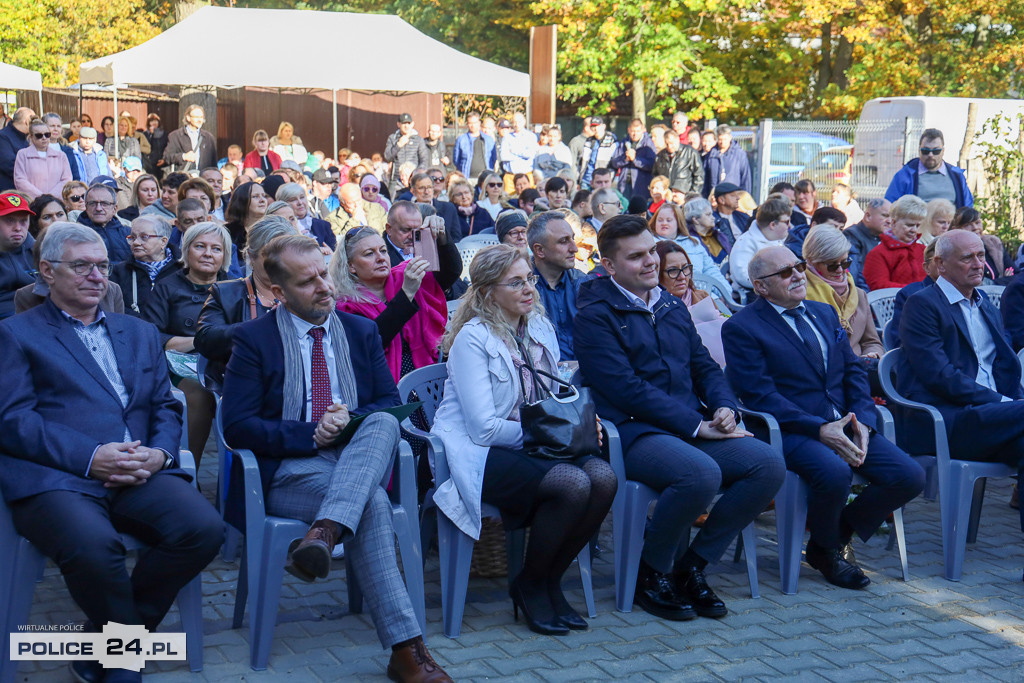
[611,277,662,313]
[287,310,344,421]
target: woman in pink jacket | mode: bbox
[13,118,72,199]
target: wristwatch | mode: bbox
[163,452,174,469]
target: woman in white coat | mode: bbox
[431,244,616,637]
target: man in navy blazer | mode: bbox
[897,231,1024,512]
[575,215,784,622]
[0,223,223,683]
[723,245,924,590]
[221,234,449,682]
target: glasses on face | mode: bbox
[33,132,51,140]
[486,182,502,188]
[85,200,115,209]
[823,257,853,273]
[762,261,807,280]
[429,176,444,183]
[664,265,693,279]
[68,194,84,203]
[126,233,160,242]
[496,274,538,291]
[50,260,112,276]
[506,228,527,240]
[920,147,943,156]
[362,186,379,194]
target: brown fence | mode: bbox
[16,88,179,133]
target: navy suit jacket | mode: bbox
[887,276,932,348]
[722,298,878,442]
[221,308,400,499]
[0,299,184,503]
[1000,270,1024,352]
[896,281,1022,450]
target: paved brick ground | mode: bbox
[10,444,1024,682]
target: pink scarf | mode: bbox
[337,261,448,381]
[808,263,850,299]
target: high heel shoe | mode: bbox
[549,583,588,630]
[510,578,569,636]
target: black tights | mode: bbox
[515,459,617,618]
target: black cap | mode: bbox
[312,169,335,184]
[398,113,413,123]
[714,182,742,197]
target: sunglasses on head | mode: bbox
[920,147,943,156]
[823,257,853,273]
[762,261,807,280]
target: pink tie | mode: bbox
[309,327,331,423]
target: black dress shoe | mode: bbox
[634,560,697,621]
[806,543,871,589]
[70,660,104,683]
[675,568,728,618]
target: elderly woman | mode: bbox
[28,194,67,238]
[142,222,231,463]
[360,173,391,211]
[330,227,447,381]
[494,210,529,251]
[449,179,494,236]
[224,181,270,263]
[14,118,72,199]
[431,244,616,635]
[270,121,309,166]
[684,197,733,265]
[921,198,954,246]
[117,173,160,222]
[274,182,336,252]
[110,215,181,316]
[864,194,926,290]
[802,225,883,360]
[648,202,731,297]
[195,217,294,391]
[244,129,281,174]
[952,206,1014,282]
[656,240,726,366]
[478,172,510,220]
[62,180,87,214]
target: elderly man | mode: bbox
[654,130,703,196]
[528,211,586,360]
[712,182,752,242]
[589,187,622,231]
[0,106,35,190]
[384,113,429,196]
[579,116,617,191]
[407,171,462,242]
[0,194,36,319]
[382,199,460,276]
[845,199,890,282]
[703,124,751,196]
[222,234,451,683]
[885,128,973,208]
[610,119,657,201]
[723,245,924,589]
[79,184,131,264]
[452,111,496,181]
[0,222,223,683]
[671,112,691,141]
[163,105,217,173]
[729,194,792,294]
[328,182,387,238]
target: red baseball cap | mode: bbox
[0,193,34,217]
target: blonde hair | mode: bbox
[923,198,955,237]
[440,244,545,354]
[891,195,928,223]
[327,227,384,304]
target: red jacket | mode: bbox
[863,232,925,290]
[243,149,282,171]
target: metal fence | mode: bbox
[744,118,924,203]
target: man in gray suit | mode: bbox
[221,234,451,683]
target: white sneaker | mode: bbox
[331,542,345,560]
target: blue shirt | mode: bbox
[534,267,582,361]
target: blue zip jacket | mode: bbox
[452,131,497,178]
[884,159,973,208]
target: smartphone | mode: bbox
[413,227,440,271]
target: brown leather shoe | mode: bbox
[286,520,338,582]
[387,637,453,683]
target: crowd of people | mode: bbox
[3,102,1024,683]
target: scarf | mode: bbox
[139,248,173,282]
[337,260,447,381]
[804,267,859,334]
[275,308,358,421]
[457,203,477,217]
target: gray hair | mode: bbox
[132,214,172,239]
[526,210,568,249]
[934,229,982,262]
[891,194,928,223]
[801,225,851,264]
[328,227,384,303]
[43,112,62,125]
[86,184,117,203]
[590,188,618,215]
[246,215,296,263]
[265,200,292,216]
[716,124,732,136]
[683,197,712,222]
[274,182,306,203]
[39,222,105,264]
[180,221,232,273]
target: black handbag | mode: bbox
[515,338,599,460]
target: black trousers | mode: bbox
[12,473,224,631]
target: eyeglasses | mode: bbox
[920,147,944,156]
[664,265,693,279]
[126,233,160,242]
[495,274,538,291]
[429,176,444,183]
[362,186,379,194]
[823,257,853,273]
[505,228,527,239]
[33,132,51,140]
[486,182,502,188]
[85,200,115,209]
[49,260,112,276]
[761,261,807,280]
[68,194,84,202]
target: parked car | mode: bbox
[800,145,853,200]
[732,130,850,188]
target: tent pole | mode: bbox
[454,95,460,140]
[112,69,119,160]
[332,89,338,162]
[38,89,43,115]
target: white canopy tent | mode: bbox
[80,6,530,152]
[0,61,44,111]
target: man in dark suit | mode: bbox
[383,201,463,300]
[162,105,218,174]
[886,240,938,349]
[0,106,33,190]
[221,234,450,683]
[723,245,924,590]
[574,215,785,621]
[407,171,462,242]
[1001,267,1024,352]
[897,230,1024,496]
[0,223,223,683]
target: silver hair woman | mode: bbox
[109,214,176,315]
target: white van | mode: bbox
[852,96,1024,198]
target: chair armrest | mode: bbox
[391,441,417,521]
[600,419,626,485]
[233,448,269,549]
[874,405,895,442]
[178,449,197,482]
[876,393,949,464]
[737,406,782,452]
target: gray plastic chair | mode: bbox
[397,363,596,638]
[867,287,900,330]
[215,405,425,669]
[878,348,1017,581]
[457,236,499,281]
[692,273,743,313]
[979,284,1005,309]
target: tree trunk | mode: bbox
[631,77,646,126]
[815,21,833,102]
[918,8,933,87]
[833,35,854,90]
[959,102,978,169]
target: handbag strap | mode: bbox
[514,333,571,400]
[244,276,258,320]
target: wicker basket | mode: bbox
[470,517,509,578]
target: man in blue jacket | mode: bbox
[0,106,34,190]
[703,125,751,196]
[723,245,924,590]
[884,128,974,208]
[574,215,784,621]
[610,118,657,201]
[452,111,496,181]
[78,184,131,264]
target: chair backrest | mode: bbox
[447,299,460,322]
[458,234,499,247]
[691,274,731,307]
[396,363,449,428]
[866,288,901,329]
[457,237,499,280]
[979,284,1005,309]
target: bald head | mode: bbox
[749,245,808,308]
[339,183,362,213]
[934,229,986,296]
[748,246,796,283]
[12,107,36,134]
